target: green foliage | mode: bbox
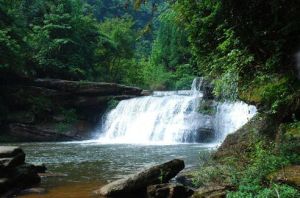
[159,169,165,184]
[106,99,119,111]
[174,0,256,100]
[192,164,231,187]
[227,184,299,198]
[28,95,52,116]
[55,108,78,133]
[240,75,293,113]
[144,8,194,90]
[175,0,299,104]
[222,0,300,68]
[141,59,172,90]
[29,0,99,80]
[284,121,300,140]
[192,150,231,187]
[96,17,137,83]
[227,141,299,197]
[0,0,29,79]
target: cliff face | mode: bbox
[0,79,143,142]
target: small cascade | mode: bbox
[96,78,256,144]
[214,102,257,142]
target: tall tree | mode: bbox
[30,0,99,80]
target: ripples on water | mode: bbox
[11,142,216,188]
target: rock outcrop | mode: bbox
[214,113,279,160]
[267,165,300,187]
[33,78,142,96]
[0,78,143,141]
[8,123,83,141]
[0,146,44,196]
[94,159,185,197]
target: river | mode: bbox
[11,142,215,197]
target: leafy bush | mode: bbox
[227,141,299,197]
[106,99,119,111]
[55,108,78,133]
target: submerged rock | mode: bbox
[94,159,185,197]
[19,187,46,195]
[147,183,194,198]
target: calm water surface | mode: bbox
[7,141,216,197]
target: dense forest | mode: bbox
[0,0,192,90]
[1,0,300,197]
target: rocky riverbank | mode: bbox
[0,78,142,142]
[0,146,45,197]
[183,112,300,197]
[94,159,194,198]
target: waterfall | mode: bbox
[213,102,257,142]
[96,78,256,144]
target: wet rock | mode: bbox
[34,164,47,173]
[0,153,25,169]
[1,79,143,142]
[147,183,194,198]
[94,159,185,197]
[0,146,24,158]
[267,165,300,187]
[214,113,278,160]
[7,111,35,124]
[0,146,42,196]
[11,164,41,188]
[9,123,83,142]
[34,78,142,96]
[0,178,10,190]
[195,128,215,143]
[19,187,46,195]
[192,185,230,198]
[141,90,153,96]
[200,80,214,100]
[176,172,195,187]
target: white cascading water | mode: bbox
[97,78,257,144]
[213,102,257,142]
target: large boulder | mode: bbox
[267,165,300,187]
[0,146,24,158]
[0,154,25,169]
[0,146,43,196]
[94,159,185,197]
[214,113,279,160]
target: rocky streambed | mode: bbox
[0,146,45,196]
[1,142,214,197]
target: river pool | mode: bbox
[7,141,216,197]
